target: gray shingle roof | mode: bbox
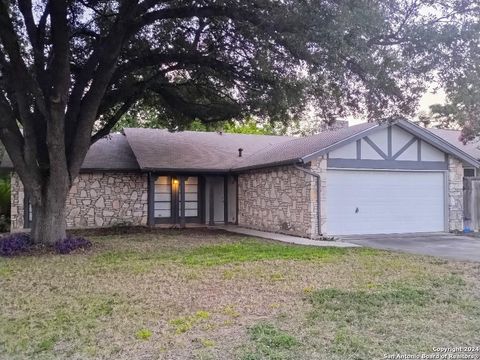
[234,122,377,170]
[123,128,292,172]
[428,128,480,161]
[5,121,474,173]
[81,133,140,171]
[0,133,139,171]
[0,123,380,172]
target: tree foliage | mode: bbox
[0,0,478,242]
[417,15,480,141]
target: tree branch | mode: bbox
[67,0,140,179]
[91,98,136,143]
[0,1,47,117]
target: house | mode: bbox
[3,118,479,237]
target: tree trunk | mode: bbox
[30,178,69,245]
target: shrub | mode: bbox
[0,233,32,256]
[54,235,92,254]
[0,177,10,217]
[0,215,10,233]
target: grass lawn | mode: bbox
[1,229,479,360]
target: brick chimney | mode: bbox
[320,120,349,131]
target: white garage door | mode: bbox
[327,170,445,235]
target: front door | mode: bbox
[154,175,201,224]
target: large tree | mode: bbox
[421,18,480,141]
[0,0,477,244]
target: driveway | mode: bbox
[341,233,480,262]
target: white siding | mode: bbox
[396,142,418,161]
[391,126,415,154]
[361,139,384,160]
[367,129,388,154]
[421,141,445,161]
[329,140,357,159]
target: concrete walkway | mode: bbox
[217,225,360,248]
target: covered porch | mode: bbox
[147,173,237,227]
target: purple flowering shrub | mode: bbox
[0,233,32,256]
[54,235,92,254]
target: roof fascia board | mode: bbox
[144,167,231,174]
[231,158,301,172]
[300,123,385,163]
[396,120,480,167]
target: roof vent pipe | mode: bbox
[238,148,243,157]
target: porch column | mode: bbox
[209,180,214,225]
[224,175,228,224]
[147,172,155,227]
[180,176,186,228]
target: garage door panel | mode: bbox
[327,170,445,235]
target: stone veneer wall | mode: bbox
[237,156,327,238]
[310,157,327,234]
[10,172,148,230]
[448,156,464,231]
[10,174,24,230]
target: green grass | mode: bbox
[304,277,480,359]
[0,229,479,359]
[178,241,356,266]
[135,328,153,340]
[169,311,211,334]
[242,323,298,360]
[92,239,363,270]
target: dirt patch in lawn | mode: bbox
[0,229,479,360]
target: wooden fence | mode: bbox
[463,177,480,231]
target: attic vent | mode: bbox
[238,148,243,157]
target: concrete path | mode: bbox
[218,225,360,248]
[340,232,480,262]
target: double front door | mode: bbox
[154,176,201,224]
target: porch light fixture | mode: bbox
[172,177,179,185]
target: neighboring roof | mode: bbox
[0,133,140,171]
[428,128,480,161]
[123,128,292,172]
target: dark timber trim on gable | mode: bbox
[391,137,418,160]
[301,119,480,168]
[301,124,385,163]
[326,123,451,170]
[363,136,388,159]
[327,159,448,170]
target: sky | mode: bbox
[348,87,447,125]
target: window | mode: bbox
[179,176,198,217]
[154,176,172,218]
[464,168,476,177]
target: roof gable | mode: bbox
[300,119,479,168]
